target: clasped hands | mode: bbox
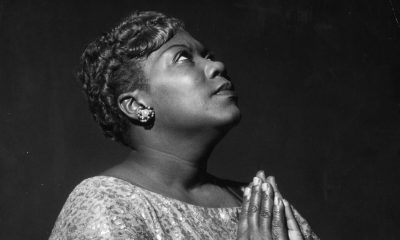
[237,171,318,240]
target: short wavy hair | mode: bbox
[77,11,184,145]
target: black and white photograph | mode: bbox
[0,0,399,239]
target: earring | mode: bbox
[136,105,155,123]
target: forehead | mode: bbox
[150,30,204,60]
[164,30,203,50]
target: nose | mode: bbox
[204,60,226,79]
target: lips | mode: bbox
[214,81,235,95]
[214,82,238,100]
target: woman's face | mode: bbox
[141,30,240,132]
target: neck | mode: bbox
[124,127,226,191]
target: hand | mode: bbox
[237,177,289,240]
[265,174,319,240]
[249,171,319,240]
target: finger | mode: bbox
[248,177,262,230]
[259,182,274,235]
[241,173,260,192]
[266,176,283,199]
[237,187,251,234]
[244,170,267,192]
[241,179,255,192]
[291,206,314,240]
[256,170,267,182]
[241,171,267,198]
[283,199,303,240]
[272,196,289,240]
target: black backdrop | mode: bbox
[1,0,399,239]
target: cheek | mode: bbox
[152,78,208,117]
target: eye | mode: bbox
[204,52,216,61]
[175,50,193,63]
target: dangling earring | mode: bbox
[136,105,155,123]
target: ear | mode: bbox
[117,90,149,121]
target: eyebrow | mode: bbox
[159,43,209,57]
[160,44,192,56]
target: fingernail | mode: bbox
[274,195,280,205]
[269,176,275,183]
[269,176,279,188]
[261,182,268,191]
[244,187,251,198]
[256,170,265,179]
[282,199,289,207]
[253,177,261,186]
[278,198,283,207]
[266,176,272,183]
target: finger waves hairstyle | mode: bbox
[78,11,184,145]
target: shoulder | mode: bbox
[49,176,154,240]
[60,176,141,213]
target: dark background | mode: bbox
[1,0,399,239]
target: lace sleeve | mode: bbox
[49,180,154,240]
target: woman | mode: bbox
[49,11,318,240]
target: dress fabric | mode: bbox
[49,176,241,240]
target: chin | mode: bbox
[214,107,241,130]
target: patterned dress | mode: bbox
[49,176,241,240]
